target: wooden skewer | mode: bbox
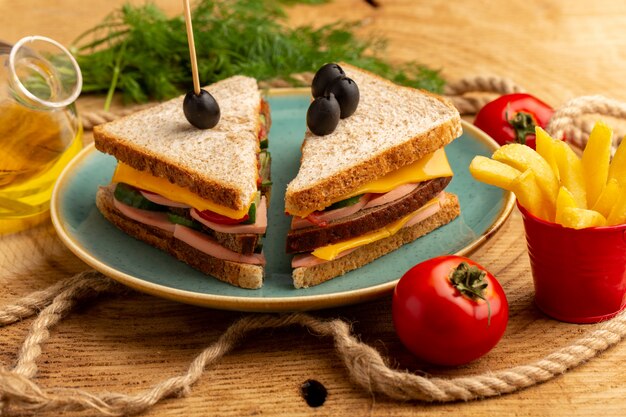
[183,0,201,95]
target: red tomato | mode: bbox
[258,124,267,140]
[197,209,248,225]
[392,256,508,366]
[474,93,558,150]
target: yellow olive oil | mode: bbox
[0,102,82,221]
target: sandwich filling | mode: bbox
[291,192,448,268]
[111,163,254,219]
[287,148,454,263]
[106,100,271,265]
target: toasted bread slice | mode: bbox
[285,64,462,216]
[94,76,262,212]
[292,192,460,288]
[96,186,263,289]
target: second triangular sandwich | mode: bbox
[286,64,462,288]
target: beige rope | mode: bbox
[546,95,626,151]
[1,271,625,416]
[444,75,525,115]
[444,75,525,97]
[80,104,155,131]
[445,95,495,116]
[12,271,127,379]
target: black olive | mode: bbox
[183,89,220,129]
[311,63,345,98]
[306,93,340,136]
[325,77,359,118]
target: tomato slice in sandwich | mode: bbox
[197,209,249,225]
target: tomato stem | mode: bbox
[449,262,492,326]
[506,107,537,146]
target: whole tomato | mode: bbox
[474,93,558,150]
[392,256,508,366]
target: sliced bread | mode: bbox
[285,64,462,216]
[94,76,262,212]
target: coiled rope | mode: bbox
[0,272,625,415]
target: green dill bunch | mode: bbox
[72,0,444,108]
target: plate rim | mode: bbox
[51,94,515,312]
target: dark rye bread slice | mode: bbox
[96,186,263,289]
[94,76,264,212]
[286,177,451,253]
[285,63,462,216]
[293,192,460,288]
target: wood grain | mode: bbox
[2,1,626,416]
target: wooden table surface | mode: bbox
[2,1,626,416]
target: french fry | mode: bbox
[561,207,607,229]
[510,169,549,220]
[472,121,625,228]
[608,135,626,186]
[555,186,577,225]
[552,140,587,209]
[607,190,626,226]
[469,156,521,190]
[592,178,621,219]
[535,127,560,182]
[493,143,558,219]
[582,121,612,208]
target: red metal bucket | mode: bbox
[519,203,626,323]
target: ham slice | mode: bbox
[113,196,264,265]
[363,183,419,210]
[291,184,421,229]
[290,194,447,269]
[140,190,190,208]
[291,195,370,229]
[174,225,266,265]
[404,192,446,228]
[190,197,267,234]
[113,198,175,233]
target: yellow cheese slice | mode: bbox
[293,148,453,217]
[311,198,440,261]
[344,148,453,198]
[111,162,252,219]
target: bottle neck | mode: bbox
[5,36,82,111]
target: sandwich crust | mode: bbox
[96,186,263,289]
[285,64,462,216]
[292,192,460,288]
[94,76,265,212]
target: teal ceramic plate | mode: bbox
[51,91,514,312]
